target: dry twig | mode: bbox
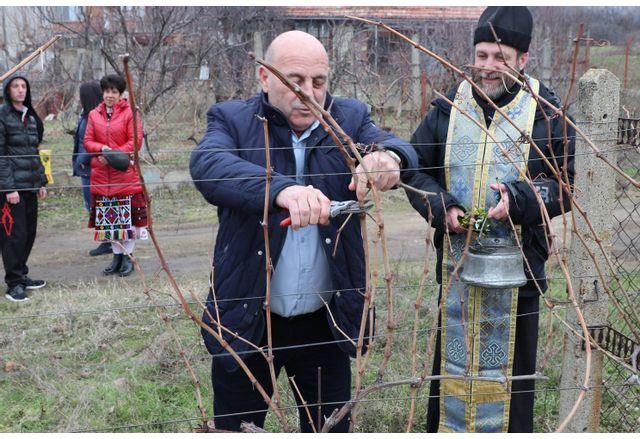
[257,115,288,430]
[122,54,207,424]
[0,35,62,82]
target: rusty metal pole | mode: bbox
[624,38,633,90]
[420,71,428,117]
[541,38,552,85]
[411,32,421,132]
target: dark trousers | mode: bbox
[426,295,540,432]
[211,308,351,432]
[0,191,38,288]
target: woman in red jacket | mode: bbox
[84,74,146,277]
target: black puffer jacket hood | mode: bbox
[2,72,43,143]
[0,72,47,192]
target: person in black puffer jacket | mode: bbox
[0,72,48,302]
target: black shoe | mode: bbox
[90,242,112,257]
[23,277,46,290]
[103,253,123,275]
[119,254,135,277]
[6,284,29,302]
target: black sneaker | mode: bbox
[23,277,46,290]
[6,284,29,302]
[89,241,112,257]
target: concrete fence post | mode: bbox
[558,69,620,432]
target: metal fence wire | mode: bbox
[604,130,640,432]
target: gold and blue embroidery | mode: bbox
[439,78,539,432]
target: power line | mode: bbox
[0,276,636,322]
[19,129,637,159]
[3,289,637,362]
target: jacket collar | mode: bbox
[260,92,342,153]
[96,98,131,118]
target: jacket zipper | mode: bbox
[106,112,111,196]
[13,110,37,188]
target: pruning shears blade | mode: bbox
[280,200,373,227]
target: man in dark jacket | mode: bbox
[0,72,48,302]
[405,7,575,433]
[190,30,417,432]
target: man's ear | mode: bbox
[518,52,529,71]
[258,65,269,93]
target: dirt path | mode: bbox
[23,210,430,286]
[17,202,639,287]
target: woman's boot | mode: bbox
[119,254,134,277]
[89,241,112,257]
[103,253,123,275]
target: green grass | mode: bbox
[576,45,640,109]
[0,235,624,433]
[0,260,441,432]
[622,166,639,178]
[589,45,640,83]
[1,238,632,432]
[0,278,213,433]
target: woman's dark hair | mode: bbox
[79,80,103,118]
[99,74,126,94]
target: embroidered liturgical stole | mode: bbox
[439,78,538,432]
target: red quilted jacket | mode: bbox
[84,98,143,196]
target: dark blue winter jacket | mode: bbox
[190,92,417,370]
[72,115,92,178]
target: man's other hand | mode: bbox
[38,187,47,200]
[6,191,19,204]
[275,185,330,230]
[488,183,509,221]
[348,150,401,201]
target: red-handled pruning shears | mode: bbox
[279,200,374,227]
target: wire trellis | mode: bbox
[3,118,639,431]
[602,143,640,432]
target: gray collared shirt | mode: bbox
[269,120,334,317]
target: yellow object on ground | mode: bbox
[39,149,53,184]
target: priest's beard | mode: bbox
[471,68,518,101]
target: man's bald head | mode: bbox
[259,31,330,135]
[264,30,329,65]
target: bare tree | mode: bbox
[38,6,204,114]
